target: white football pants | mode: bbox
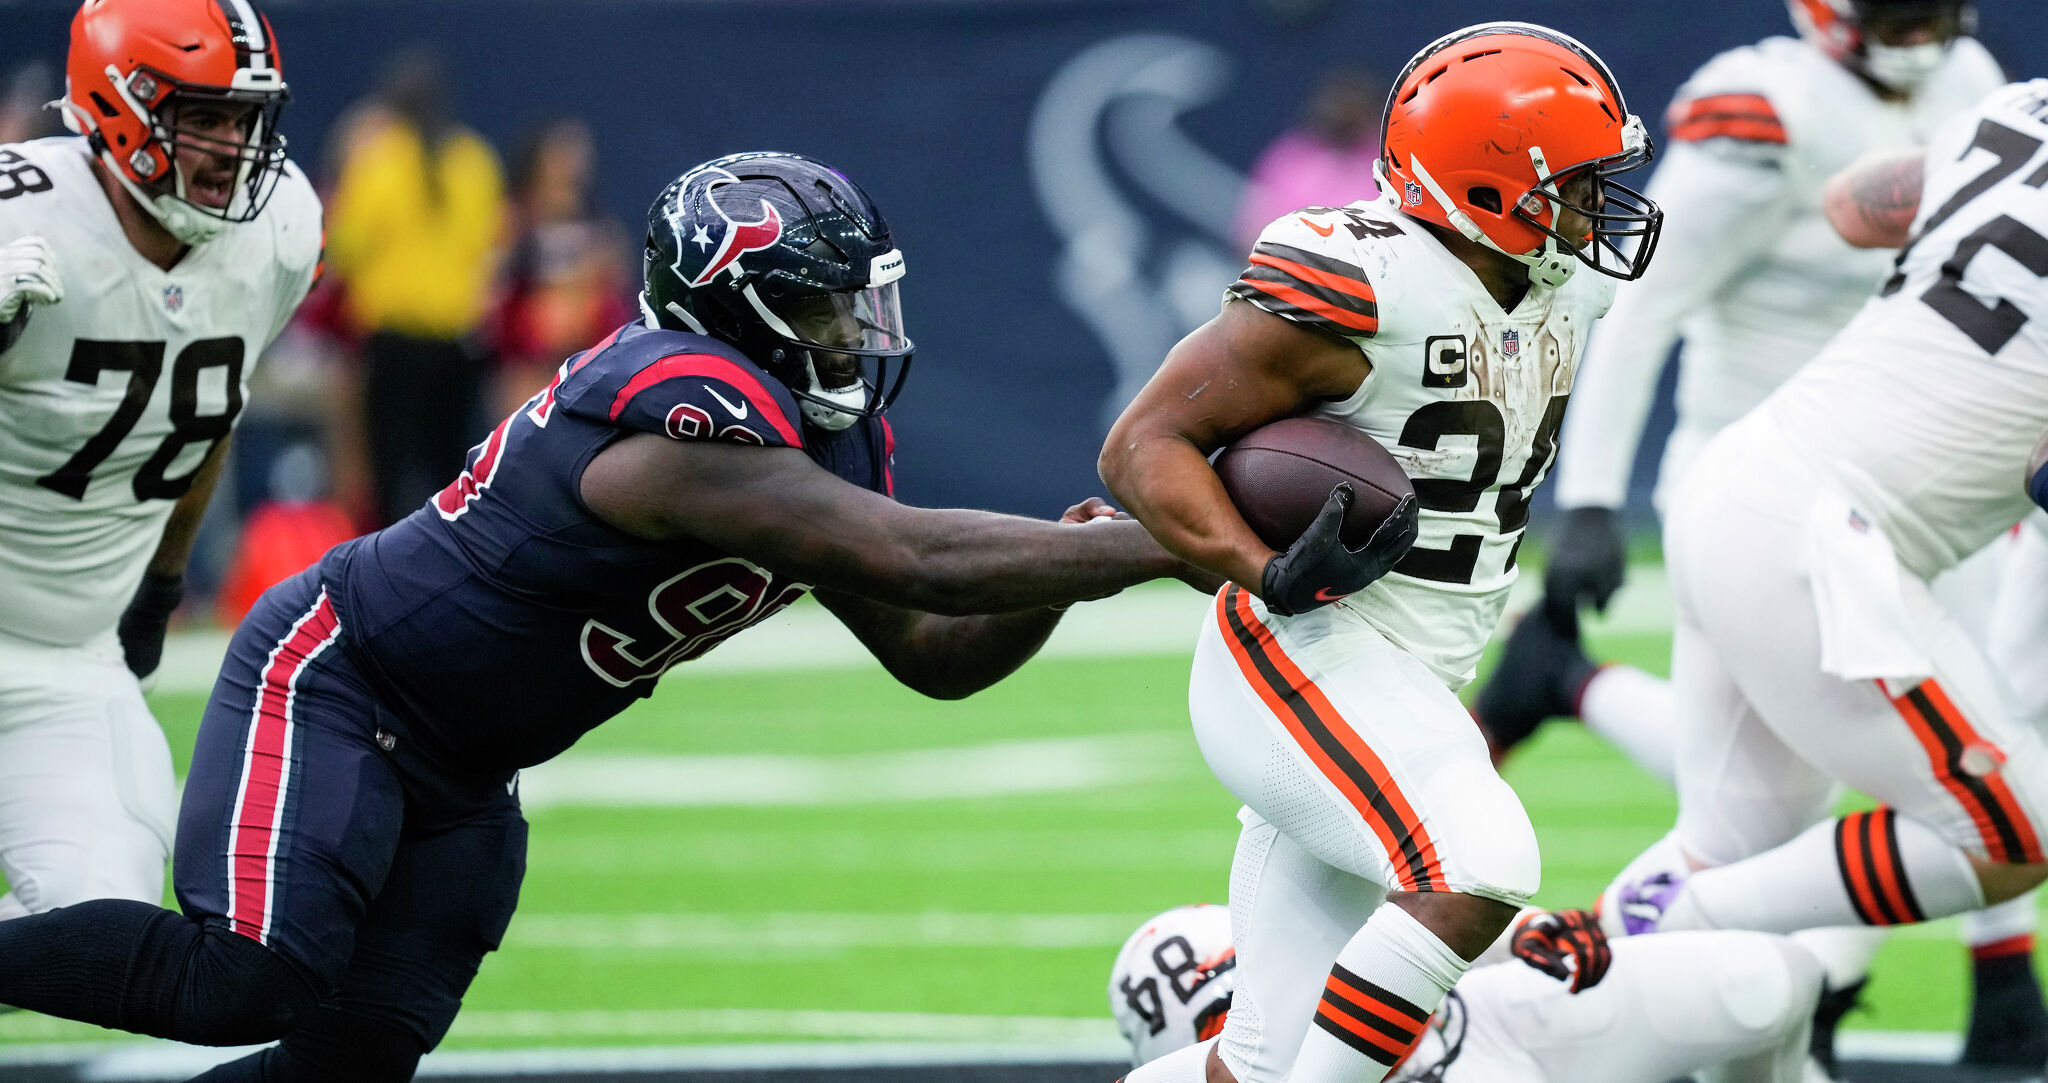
[0,628,176,917]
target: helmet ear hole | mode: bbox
[1466,187,1503,214]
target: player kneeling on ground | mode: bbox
[1110,903,1825,1083]
[0,152,1214,1081]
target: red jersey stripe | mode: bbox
[226,589,342,945]
[608,353,803,447]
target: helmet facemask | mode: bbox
[1857,2,1971,91]
[79,64,289,245]
[1514,119,1663,286]
[743,263,914,432]
[1789,0,1974,94]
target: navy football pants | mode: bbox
[176,565,527,1068]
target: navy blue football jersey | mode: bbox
[319,322,895,771]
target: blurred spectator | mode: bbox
[325,45,505,527]
[1231,66,1383,249]
[489,115,633,415]
[0,62,64,144]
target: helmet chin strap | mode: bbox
[796,353,865,431]
[115,171,226,246]
[94,65,226,246]
[1409,155,1577,290]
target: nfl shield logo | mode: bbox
[1501,329,1521,358]
[162,285,184,313]
[1404,180,1424,207]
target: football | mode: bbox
[1214,416,1414,550]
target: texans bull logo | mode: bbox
[670,165,785,288]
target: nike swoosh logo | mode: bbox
[1313,587,1350,603]
[1299,217,1335,237]
[706,386,750,419]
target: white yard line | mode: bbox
[156,566,1677,692]
[504,911,1150,952]
[515,733,1185,810]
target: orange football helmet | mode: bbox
[60,0,289,245]
[1379,23,1662,289]
[1787,0,1973,92]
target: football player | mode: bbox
[1099,23,1662,1083]
[1111,903,1826,1083]
[0,151,1214,1081]
[1470,1,2039,1063]
[0,0,318,919]
[1597,77,2048,1025]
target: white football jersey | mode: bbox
[0,137,322,647]
[1763,80,2048,581]
[1230,194,1616,686]
[1554,34,2004,510]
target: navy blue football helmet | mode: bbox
[642,152,912,431]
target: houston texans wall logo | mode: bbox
[670,165,785,288]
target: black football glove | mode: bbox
[118,572,184,682]
[1542,505,1625,626]
[1511,908,1612,994]
[1260,484,1418,617]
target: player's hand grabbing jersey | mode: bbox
[0,136,322,646]
[1554,33,2003,511]
[1228,194,1616,686]
[1762,79,2048,579]
[322,321,895,772]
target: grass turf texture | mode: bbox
[0,613,1994,1050]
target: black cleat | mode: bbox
[1961,951,2048,1067]
[1809,976,1867,1080]
[1473,603,1597,761]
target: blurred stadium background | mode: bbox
[5,0,2048,1079]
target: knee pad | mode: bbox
[165,925,322,1046]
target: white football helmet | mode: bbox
[1108,904,1237,1067]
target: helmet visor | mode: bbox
[744,280,917,421]
[768,281,912,358]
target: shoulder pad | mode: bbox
[0,138,79,238]
[1225,210,1381,340]
[1667,44,1792,150]
[266,161,324,276]
[554,323,806,448]
[1939,39,2008,100]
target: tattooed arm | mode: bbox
[1823,151,1926,250]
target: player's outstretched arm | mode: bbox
[1824,151,1926,250]
[810,499,1135,699]
[1099,299,1369,594]
[581,437,1189,616]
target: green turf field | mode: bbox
[0,603,1994,1051]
